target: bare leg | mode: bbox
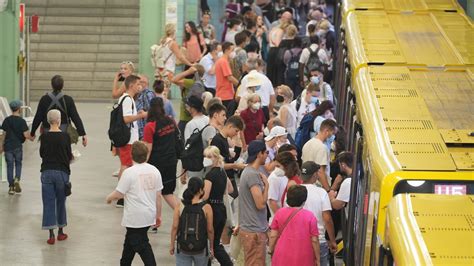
[163,194,177,210]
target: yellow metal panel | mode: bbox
[387,194,474,266]
[388,13,462,66]
[410,70,474,130]
[449,151,474,170]
[362,66,456,170]
[440,129,474,144]
[432,12,474,65]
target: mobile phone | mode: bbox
[118,74,125,82]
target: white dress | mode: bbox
[278,103,298,139]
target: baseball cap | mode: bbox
[301,161,320,181]
[9,100,22,112]
[185,95,204,112]
[264,126,287,141]
[246,140,267,164]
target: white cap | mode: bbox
[264,126,287,141]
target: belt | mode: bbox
[208,199,224,204]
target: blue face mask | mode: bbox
[255,85,261,91]
[310,96,319,104]
[325,134,336,149]
[310,76,320,85]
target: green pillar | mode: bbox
[139,0,166,81]
[0,0,20,101]
[467,0,473,19]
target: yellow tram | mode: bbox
[333,0,473,265]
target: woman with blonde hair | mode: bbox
[112,61,135,99]
[151,23,193,92]
[276,85,297,139]
[202,146,234,265]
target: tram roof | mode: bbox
[386,194,474,266]
[355,66,473,172]
[342,0,464,14]
[344,10,473,69]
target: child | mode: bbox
[1,100,33,195]
[106,141,163,265]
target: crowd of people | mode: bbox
[0,0,355,265]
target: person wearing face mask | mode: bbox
[308,66,334,104]
[298,35,330,88]
[291,85,320,128]
[199,42,222,96]
[201,146,234,266]
[262,126,289,176]
[276,85,298,139]
[329,152,353,214]
[240,93,266,145]
[302,119,338,192]
[267,151,300,216]
[311,100,335,140]
[215,42,240,116]
[225,18,243,45]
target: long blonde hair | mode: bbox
[161,23,176,43]
[204,146,224,167]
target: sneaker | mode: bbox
[148,227,158,234]
[112,169,120,177]
[14,179,22,194]
[116,198,124,208]
[8,186,15,195]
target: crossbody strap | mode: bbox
[275,208,303,244]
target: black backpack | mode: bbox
[185,72,205,100]
[285,49,302,82]
[177,202,208,253]
[305,47,327,75]
[108,96,134,148]
[181,125,209,171]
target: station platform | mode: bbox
[0,102,177,265]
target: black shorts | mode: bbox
[157,164,177,195]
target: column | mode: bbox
[0,0,20,100]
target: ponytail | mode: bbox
[181,177,204,205]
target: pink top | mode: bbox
[184,33,205,63]
[271,207,319,266]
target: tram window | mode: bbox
[394,180,473,195]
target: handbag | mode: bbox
[65,182,72,197]
[62,98,79,144]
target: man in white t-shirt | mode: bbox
[238,58,275,121]
[290,84,319,128]
[116,75,148,207]
[300,161,337,266]
[329,152,353,215]
[298,35,330,87]
[106,141,163,265]
[302,119,338,191]
[267,161,288,216]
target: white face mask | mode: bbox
[331,141,336,152]
[251,102,261,110]
[263,127,270,136]
[217,51,223,58]
[273,167,285,177]
[203,157,213,168]
[229,51,236,59]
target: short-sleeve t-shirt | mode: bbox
[143,118,178,167]
[184,115,209,142]
[302,184,332,242]
[240,108,265,144]
[179,79,194,122]
[119,93,139,144]
[205,167,227,202]
[267,168,288,214]
[337,178,351,203]
[1,115,28,152]
[238,70,275,107]
[239,166,268,233]
[302,138,331,184]
[215,56,234,101]
[116,163,163,228]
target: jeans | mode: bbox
[176,250,208,266]
[121,227,156,266]
[239,230,267,266]
[320,242,329,266]
[5,147,22,186]
[209,204,233,266]
[41,170,69,229]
